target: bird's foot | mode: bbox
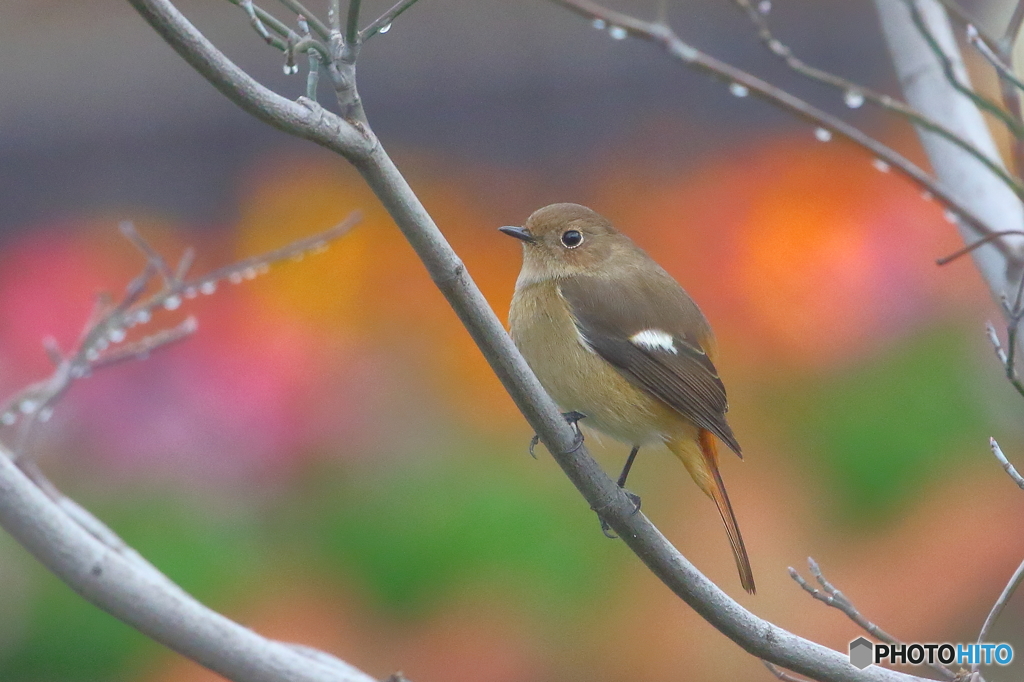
[528,411,586,458]
[599,489,642,538]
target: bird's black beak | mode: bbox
[499,225,536,244]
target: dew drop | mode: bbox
[184,287,198,299]
[95,338,109,351]
[844,89,865,109]
[592,18,606,30]
[229,272,243,284]
[257,263,271,275]
[108,328,126,344]
[283,63,299,75]
[19,399,38,414]
[135,309,152,325]
[729,83,749,98]
[86,348,100,362]
[163,295,182,311]
[872,158,891,173]
[608,26,628,40]
[944,209,959,223]
[311,242,329,255]
[921,190,933,202]
[379,22,392,34]
[1,412,15,425]
[243,267,258,280]
[38,406,53,423]
[200,281,217,295]
[291,252,305,262]
[758,0,771,13]
[814,127,832,142]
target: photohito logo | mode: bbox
[848,637,1014,669]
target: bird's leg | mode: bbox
[600,445,642,538]
[528,411,587,458]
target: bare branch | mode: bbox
[361,0,421,40]
[275,0,330,40]
[876,0,1024,325]
[973,554,1024,673]
[790,559,956,680]
[0,442,377,682]
[115,1,939,679]
[552,0,996,241]
[989,438,1024,489]
[903,0,1024,139]
[1006,1,1024,46]
[735,0,1024,204]
[345,0,361,45]
[936,230,1024,265]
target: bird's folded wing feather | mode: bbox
[558,275,742,456]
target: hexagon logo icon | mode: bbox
[849,637,873,669]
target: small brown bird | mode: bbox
[501,203,755,594]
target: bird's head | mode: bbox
[500,203,635,286]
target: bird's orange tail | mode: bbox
[667,429,755,594]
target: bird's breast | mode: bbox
[508,281,678,445]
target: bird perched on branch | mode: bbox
[501,203,755,594]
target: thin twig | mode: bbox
[1005,0,1024,47]
[973,554,1024,673]
[361,0,422,40]
[552,0,996,243]
[0,213,361,456]
[968,26,1024,95]
[904,0,1024,139]
[345,0,361,45]
[989,438,1024,489]
[790,559,957,680]
[935,230,1024,264]
[735,0,1024,203]
[275,0,330,40]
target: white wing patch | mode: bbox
[630,329,678,354]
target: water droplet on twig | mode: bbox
[872,158,891,173]
[19,399,38,414]
[944,209,959,223]
[843,89,865,109]
[229,272,243,284]
[758,0,771,14]
[592,18,606,30]
[814,127,832,142]
[200,281,217,295]
[379,22,392,34]
[729,83,749,98]
[163,295,182,311]
[108,328,126,344]
[1,412,15,426]
[38,406,53,423]
[608,26,628,40]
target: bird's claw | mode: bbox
[527,411,587,458]
[599,489,642,539]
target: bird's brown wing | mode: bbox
[558,275,742,456]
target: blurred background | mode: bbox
[0,0,1022,680]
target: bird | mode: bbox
[500,203,755,594]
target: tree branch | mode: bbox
[0,442,376,682]
[874,0,1024,317]
[551,0,996,243]
[115,1,940,680]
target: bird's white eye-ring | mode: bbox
[561,230,584,248]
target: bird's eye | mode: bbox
[560,230,583,248]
